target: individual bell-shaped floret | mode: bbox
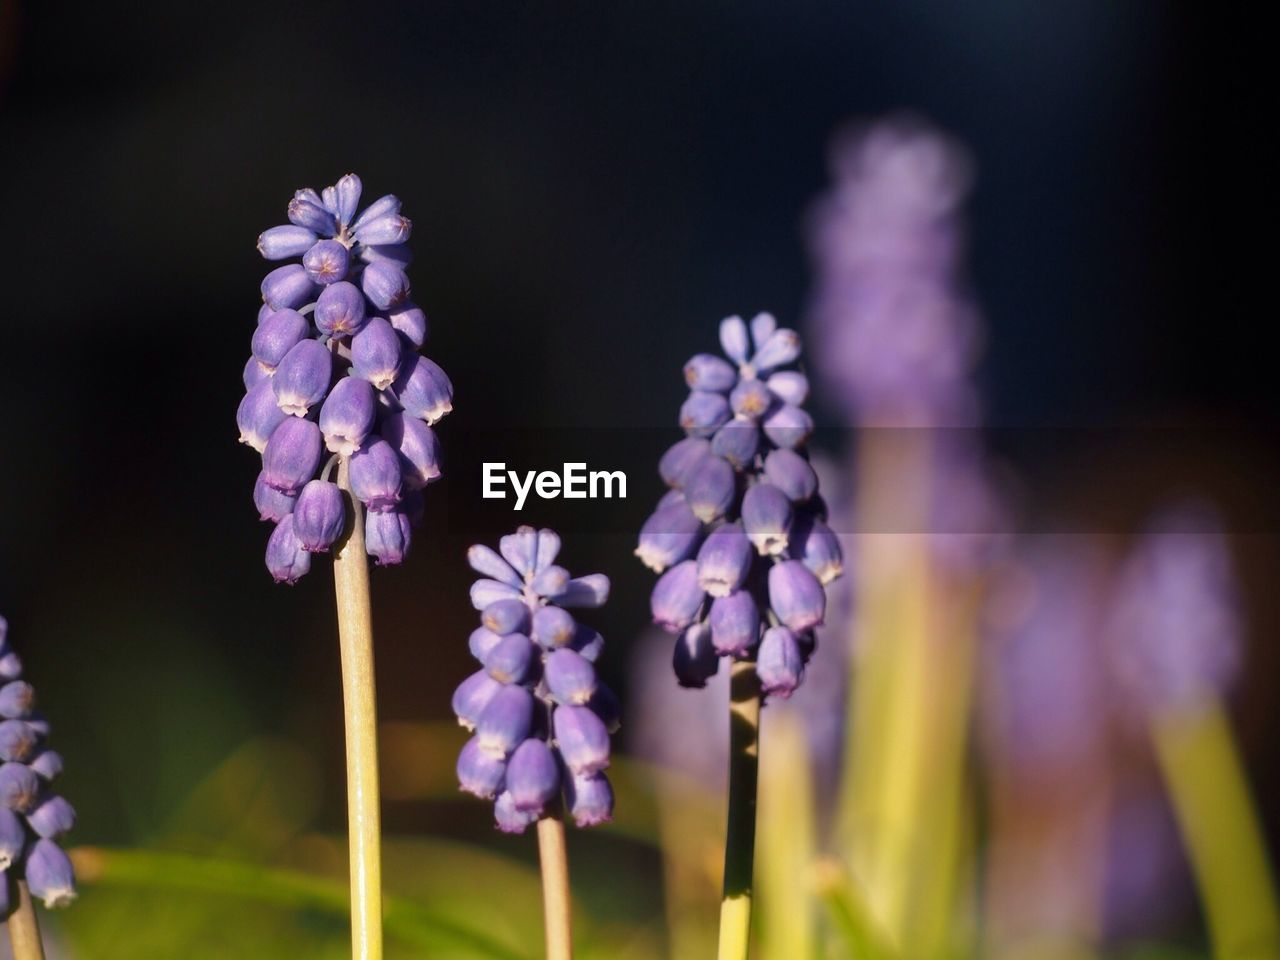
[680,391,732,438]
[635,498,703,573]
[302,238,350,285]
[768,560,826,632]
[757,626,804,699]
[506,738,560,814]
[482,599,532,637]
[394,354,454,424]
[484,634,537,685]
[313,280,368,337]
[261,417,323,494]
[349,439,403,511]
[532,606,577,650]
[762,403,814,449]
[388,302,428,347]
[265,514,311,583]
[0,808,24,869]
[292,480,345,553]
[708,590,761,657]
[251,309,309,371]
[351,317,403,390]
[650,560,705,633]
[261,263,317,311]
[565,772,614,827]
[710,420,760,470]
[452,670,503,730]
[0,721,36,763]
[476,685,535,758]
[791,513,844,585]
[494,791,537,835]
[253,472,297,522]
[257,224,317,260]
[763,448,818,503]
[26,795,76,839]
[237,380,288,453]
[695,523,752,597]
[319,376,377,456]
[365,508,411,566]
[684,353,738,392]
[24,837,77,907]
[0,681,34,719]
[684,455,736,523]
[545,649,597,705]
[456,737,507,799]
[272,339,332,417]
[361,260,411,310]
[381,413,441,489]
[742,483,793,556]
[553,705,610,776]
[659,437,711,488]
[0,761,39,812]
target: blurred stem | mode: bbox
[333,459,383,960]
[537,809,574,960]
[1152,698,1280,960]
[718,660,761,960]
[7,881,46,960]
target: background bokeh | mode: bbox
[0,2,1274,957]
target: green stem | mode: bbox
[333,460,383,960]
[718,660,762,960]
[6,880,46,960]
[536,809,574,960]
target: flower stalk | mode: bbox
[6,882,44,960]
[536,808,574,960]
[333,460,382,960]
[718,660,761,960]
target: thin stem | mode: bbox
[7,880,47,960]
[718,659,762,960]
[536,808,574,960]
[333,459,383,960]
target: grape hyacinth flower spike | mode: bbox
[1,616,76,960]
[636,315,842,960]
[240,175,451,959]
[453,527,616,960]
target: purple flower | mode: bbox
[0,619,77,906]
[292,480,346,552]
[241,174,451,579]
[636,317,843,697]
[452,527,616,831]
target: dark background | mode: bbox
[0,0,1272,910]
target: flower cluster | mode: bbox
[452,527,618,832]
[637,314,843,697]
[0,616,76,914]
[238,174,451,582]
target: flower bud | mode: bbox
[314,281,368,337]
[23,838,77,908]
[535,531,562,573]
[289,189,337,234]
[251,309,310,370]
[477,685,535,757]
[469,626,504,662]
[236,380,288,453]
[554,705,610,775]
[388,302,428,347]
[242,355,268,390]
[484,634,537,685]
[751,327,801,372]
[365,508,412,566]
[680,391,732,437]
[729,379,774,420]
[265,515,311,583]
[650,560,705,633]
[292,480,345,552]
[468,544,522,586]
[792,514,844,584]
[530,565,570,599]
[361,260,411,309]
[0,808,23,869]
[696,523,752,597]
[742,483,793,556]
[470,579,521,609]
[532,606,576,649]
[659,437,712,488]
[254,471,297,522]
[0,720,36,762]
[272,339,332,416]
[763,403,814,449]
[351,316,403,390]
[319,376,376,456]
[0,761,39,812]
[452,670,503,730]
[26,794,76,839]
[673,621,719,688]
[636,500,703,573]
[0,681,34,719]
[261,263,318,311]
[482,598,532,637]
[335,173,363,225]
[381,413,441,488]
[28,749,62,781]
[499,527,539,576]
[684,353,738,392]
[494,790,536,834]
[763,448,818,503]
[559,574,611,609]
[456,736,506,799]
[709,590,761,657]
[354,211,413,246]
[684,455,736,523]
[262,417,322,494]
[750,311,777,347]
[394,354,454,424]
[766,371,809,407]
[711,420,760,469]
[351,193,400,231]
[768,560,826,631]
[349,439,403,510]
[506,738,559,813]
[545,649,597,705]
[757,626,804,699]
[258,224,317,260]
[719,315,750,365]
[566,772,614,827]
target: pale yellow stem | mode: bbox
[718,660,762,960]
[6,881,46,960]
[537,811,574,960]
[333,460,383,960]
[1153,698,1280,960]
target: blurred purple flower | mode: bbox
[240,174,451,581]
